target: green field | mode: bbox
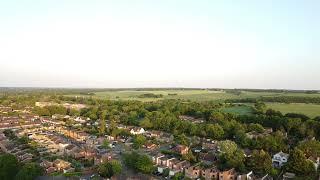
[221,106,254,116]
[67,90,320,102]
[266,103,320,118]
[68,90,236,102]
[66,90,320,117]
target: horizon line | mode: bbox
[0,86,319,91]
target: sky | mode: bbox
[0,0,319,89]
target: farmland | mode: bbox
[67,89,320,102]
[266,103,320,118]
[66,89,320,118]
[220,105,254,116]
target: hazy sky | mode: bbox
[1,0,319,89]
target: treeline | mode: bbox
[226,96,320,104]
[221,88,319,93]
[137,93,163,98]
[237,112,320,141]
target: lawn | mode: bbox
[266,103,320,118]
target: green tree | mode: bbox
[246,150,272,175]
[287,148,316,177]
[297,140,320,158]
[247,123,265,133]
[133,135,147,149]
[123,152,154,174]
[69,108,80,116]
[174,133,190,146]
[254,101,267,113]
[210,112,224,122]
[172,172,183,180]
[220,149,245,171]
[98,160,122,178]
[0,154,20,180]
[218,140,237,154]
[218,140,245,171]
[15,163,43,180]
[258,131,287,153]
[139,117,153,129]
[17,136,30,144]
[101,139,110,149]
[206,124,224,139]
[135,154,154,174]
[99,110,107,135]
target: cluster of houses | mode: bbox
[40,159,74,174]
[151,151,272,180]
[0,132,33,163]
[35,102,86,110]
[2,103,320,179]
[0,105,14,114]
[20,127,119,174]
[0,114,41,130]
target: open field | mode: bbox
[266,103,320,118]
[66,89,320,117]
[66,90,320,102]
[220,106,254,116]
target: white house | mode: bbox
[272,151,289,168]
[74,117,86,123]
[130,127,145,135]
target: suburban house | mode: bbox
[74,117,88,123]
[219,168,237,180]
[202,141,219,151]
[156,156,176,173]
[172,145,189,155]
[53,159,74,173]
[186,166,237,180]
[168,159,190,176]
[272,151,289,168]
[145,130,162,138]
[94,152,118,165]
[237,171,254,180]
[64,144,79,156]
[151,153,165,164]
[130,127,145,135]
[144,142,158,150]
[40,160,57,174]
[185,165,202,179]
[199,152,218,165]
[201,166,219,180]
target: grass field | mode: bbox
[221,106,254,116]
[68,90,237,102]
[66,90,320,117]
[266,103,320,118]
[67,90,320,102]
